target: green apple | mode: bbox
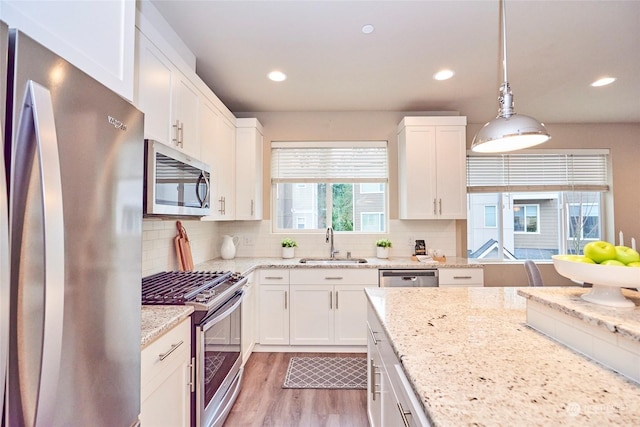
[614,245,640,265]
[600,259,626,267]
[626,261,640,267]
[583,241,617,263]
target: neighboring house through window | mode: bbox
[467,150,610,260]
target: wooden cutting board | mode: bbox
[175,221,194,271]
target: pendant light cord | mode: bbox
[498,0,514,119]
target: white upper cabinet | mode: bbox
[0,0,135,100]
[235,118,264,221]
[135,29,173,144]
[200,99,236,221]
[135,29,200,159]
[173,74,200,158]
[397,116,467,219]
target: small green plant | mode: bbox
[281,238,297,248]
[376,239,392,248]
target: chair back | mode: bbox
[524,260,544,287]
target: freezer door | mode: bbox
[0,20,9,427]
[6,30,144,427]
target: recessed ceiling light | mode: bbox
[591,77,616,87]
[361,24,375,34]
[267,71,287,82]
[433,69,455,81]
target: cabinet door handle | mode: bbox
[218,196,225,214]
[284,291,288,310]
[439,198,442,215]
[324,277,343,280]
[251,199,254,216]
[159,340,184,361]
[368,328,382,345]
[335,291,339,309]
[172,119,180,145]
[189,356,195,392]
[397,402,412,427]
[370,358,381,401]
[433,198,437,215]
[329,291,332,309]
[178,122,184,147]
[264,276,283,280]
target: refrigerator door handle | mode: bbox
[0,100,8,427]
[17,81,66,426]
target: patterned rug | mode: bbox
[282,356,367,389]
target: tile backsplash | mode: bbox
[142,218,457,276]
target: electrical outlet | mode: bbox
[243,235,255,246]
[408,236,414,246]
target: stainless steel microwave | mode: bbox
[144,140,211,217]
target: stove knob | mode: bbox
[195,293,207,303]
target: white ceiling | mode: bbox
[150,0,640,124]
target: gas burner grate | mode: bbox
[142,271,235,305]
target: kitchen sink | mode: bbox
[299,258,368,264]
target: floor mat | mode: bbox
[282,356,367,389]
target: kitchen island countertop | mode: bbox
[365,286,640,426]
[141,305,193,349]
[194,256,481,276]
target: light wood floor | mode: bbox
[224,352,369,427]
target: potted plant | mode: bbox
[281,238,297,259]
[376,239,392,259]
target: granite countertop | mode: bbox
[141,305,194,349]
[194,256,481,276]
[365,287,640,426]
[518,287,640,343]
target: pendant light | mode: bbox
[471,0,550,153]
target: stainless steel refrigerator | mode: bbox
[1,24,144,427]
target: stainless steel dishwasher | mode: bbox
[378,269,439,287]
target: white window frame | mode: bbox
[360,183,384,194]
[484,205,497,228]
[360,212,385,232]
[567,202,600,240]
[514,204,540,234]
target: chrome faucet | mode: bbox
[326,227,340,259]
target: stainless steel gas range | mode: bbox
[142,270,247,427]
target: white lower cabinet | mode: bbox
[367,304,430,427]
[438,267,484,287]
[257,268,377,347]
[289,269,378,346]
[140,317,192,427]
[258,270,291,345]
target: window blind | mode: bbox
[467,151,609,193]
[271,141,388,183]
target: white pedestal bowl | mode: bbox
[552,255,639,308]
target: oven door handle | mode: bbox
[200,291,244,332]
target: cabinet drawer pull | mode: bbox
[438,198,442,215]
[324,277,343,280]
[453,276,472,280]
[397,402,412,427]
[264,276,284,280]
[158,340,184,361]
[370,358,381,400]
